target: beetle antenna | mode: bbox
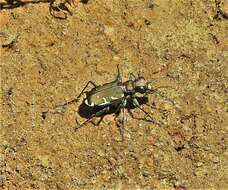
[147,88,175,105]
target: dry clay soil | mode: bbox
[1,0,228,189]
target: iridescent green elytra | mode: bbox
[85,80,124,107]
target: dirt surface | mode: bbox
[1,0,228,189]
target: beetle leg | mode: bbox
[128,73,136,80]
[76,80,98,99]
[132,98,152,120]
[127,108,152,122]
[52,80,98,110]
[127,108,134,118]
[92,115,104,126]
[149,88,182,113]
[132,97,163,127]
[116,64,122,83]
[120,106,125,141]
[75,106,110,130]
[114,99,127,141]
[137,105,163,127]
[119,99,127,141]
[145,103,168,113]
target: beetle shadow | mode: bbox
[77,96,149,119]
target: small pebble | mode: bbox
[104,25,115,36]
[212,156,220,163]
[196,162,203,167]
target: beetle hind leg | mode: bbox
[92,115,105,126]
[44,80,99,117]
[75,106,110,130]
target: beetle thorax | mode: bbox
[123,80,135,94]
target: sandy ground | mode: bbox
[1,0,228,189]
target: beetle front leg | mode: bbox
[127,108,152,122]
[132,97,163,127]
[132,97,153,120]
[145,103,168,113]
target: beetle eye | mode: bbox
[136,86,147,93]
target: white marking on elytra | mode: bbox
[85,99,94,107]
[111,96,118,100]
[100,102,108,105]
[103,98,108,103]
[99,97,109,105]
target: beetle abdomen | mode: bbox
[85,85,124,107]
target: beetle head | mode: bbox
[134,77,152,94]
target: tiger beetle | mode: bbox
[44,65,174,140]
